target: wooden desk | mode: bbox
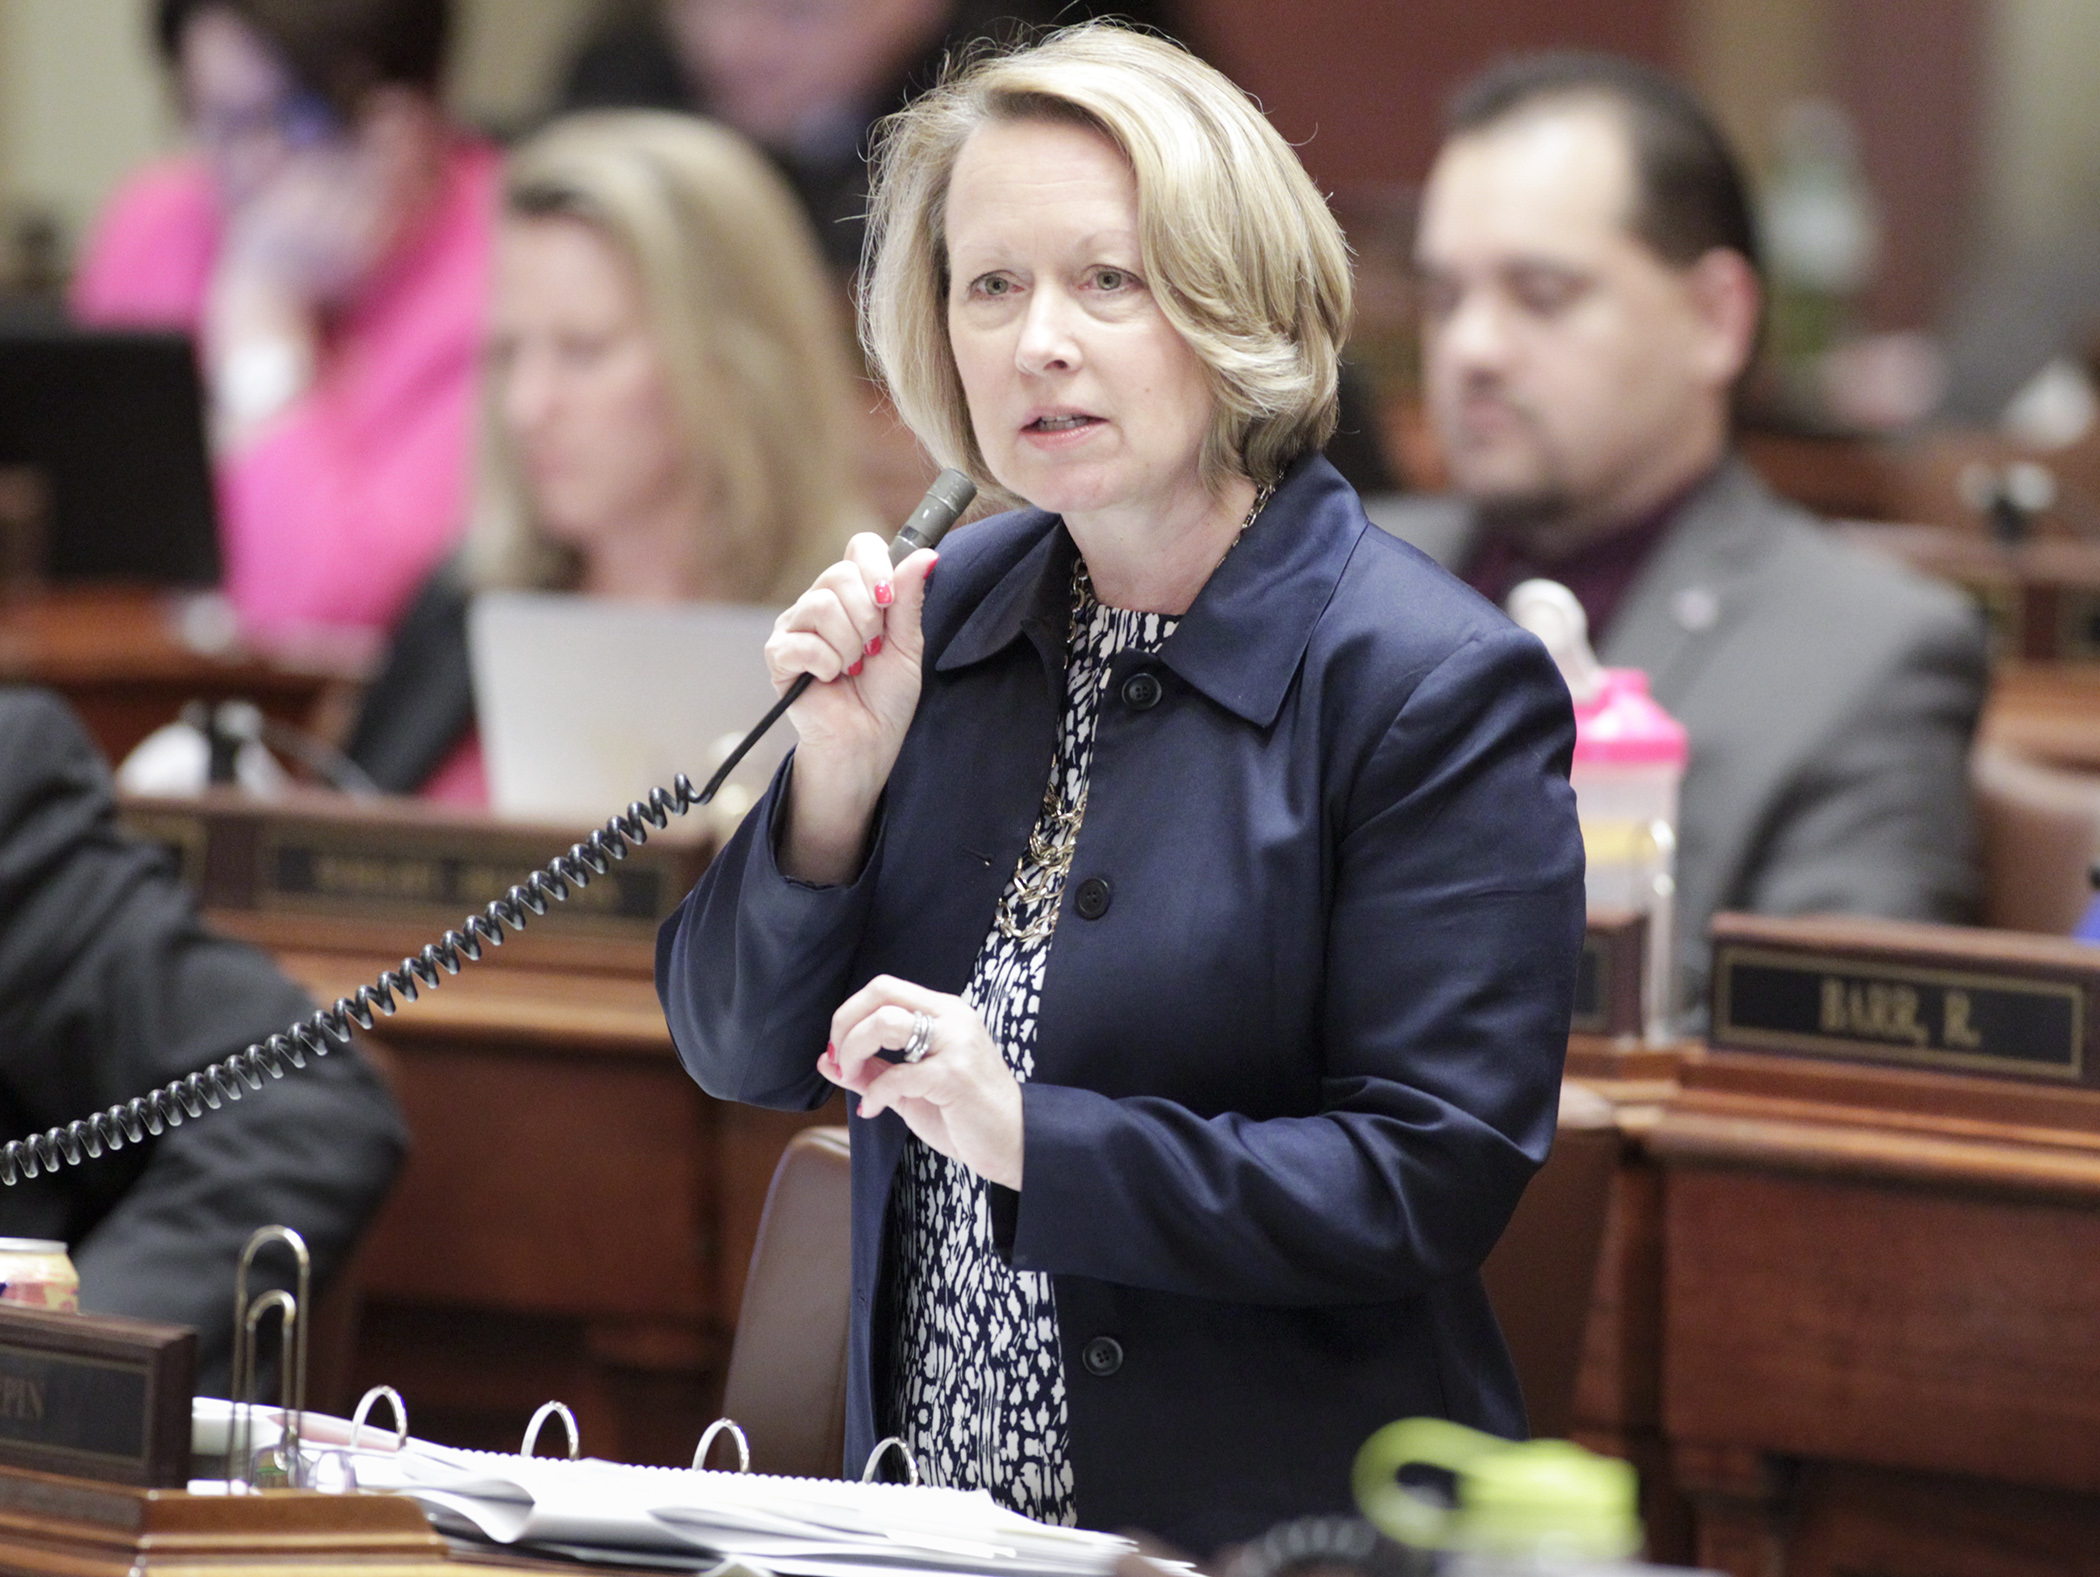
[1650,1051,2100,1574]
[0,1463,458,1577]
[1879,424,2100,544]
[255,928,841,1470]
[177,788,2100,1559]
[0,585,360,763]
[1560,1036,1695,1564]
[122,790,831,1470]
[1839,523,2100,667]
[1983,660,2100,772]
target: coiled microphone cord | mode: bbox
[0,468,975,1187]
[0,776,707,1186]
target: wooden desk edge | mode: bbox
[0,1464,687,1577]
[0,1467,452,1577]
[1648,1100,2100,1200]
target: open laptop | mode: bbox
[468,592,792,825]
[0,326,220,584]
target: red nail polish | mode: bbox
[925,552,939,588]
[847,658,864,677]
[825,1042,835,1058]
[865,635,883,657]
[874,580,894,607]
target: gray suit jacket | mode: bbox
[0,689,407,1391]
[1368,458,1989,1020]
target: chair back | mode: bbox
[720,1125,853,1478]
[1481,1082,1621,1440]
[727,1092,1623,1466]
[1972,743,2100,934]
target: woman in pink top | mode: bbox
[72,0,497,646]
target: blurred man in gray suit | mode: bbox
[1382,54,1987,1023]
[0,688,404,1391]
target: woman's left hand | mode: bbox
[823,976,1024,1190]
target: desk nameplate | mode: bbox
[1571,910,1646,1039]
[118,791,714,946]
[257,823,671,937]
[0,1307,192,1488]
[1709,913,2100,1087]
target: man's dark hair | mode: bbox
[1445,51,1760,279]
[155,0,452,119]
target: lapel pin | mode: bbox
[1671,586,1719,632]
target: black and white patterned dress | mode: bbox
[883,563,1177,1523]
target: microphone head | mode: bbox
[889,468,978,563]
[924,467,978,521]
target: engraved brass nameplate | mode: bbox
[118,793,712,943]
[1707,913,2100,1086]
[264,828,666,928]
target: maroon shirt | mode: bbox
[1462,470,1715,645]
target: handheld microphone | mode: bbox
[695,468,978,806]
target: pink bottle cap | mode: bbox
[1572,669,1688,766]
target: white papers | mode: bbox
[190,1402,1157,1577]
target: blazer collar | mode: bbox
[934,511,1076,679]
[934,453,1363,728]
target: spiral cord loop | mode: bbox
[0,775,709,1187]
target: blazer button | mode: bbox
[1081,1336,1123,1377]
[1074,876,1111,920]
[1120,671,1162,711]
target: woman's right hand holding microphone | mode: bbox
[767,533,938,885]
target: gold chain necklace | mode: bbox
[992,481,1276,943]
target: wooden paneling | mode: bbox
[1739,429,1905,521]
[1786,1463,2100,1577]
[1652,1046,2100,1572]
[268,938,841,1467]
[358,1041,712,1322]
[1836,0,1986,330]
[1666,1166,2100,1492]
[1176,0,1677,190]
[1562,1043,1694,1564]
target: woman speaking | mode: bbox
[657,23,1584,1552]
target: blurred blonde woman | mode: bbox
[346,110,873,801]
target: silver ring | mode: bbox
[900,1010,934,1064]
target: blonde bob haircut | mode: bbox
[861,23,1352,500]
[467,111,872,601]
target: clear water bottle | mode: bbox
[1507,582,1688,1042]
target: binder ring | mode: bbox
[692,1418,750,1473]
[521,1401,580,1460]
[349,1385,409,1452]
[861,1435,921,1485]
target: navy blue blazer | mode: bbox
[657,455,1585,1551]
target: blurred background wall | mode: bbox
[0,0,2085,337]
